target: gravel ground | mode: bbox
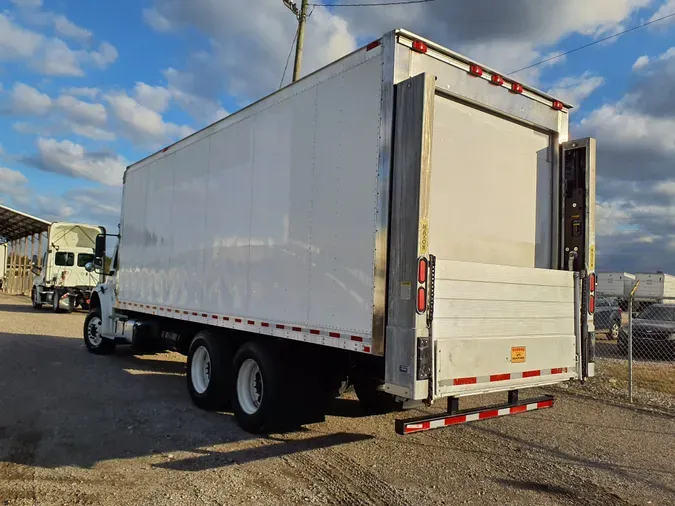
[1,292,674,506]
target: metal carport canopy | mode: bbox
[0,204,51,242]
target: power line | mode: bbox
[311,0,437,7]
[280,26,300,88]
[509,11,675,75]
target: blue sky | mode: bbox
[1,0,675,272]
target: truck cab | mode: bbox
[31,222,104,312]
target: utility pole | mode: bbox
[283,0,309,82]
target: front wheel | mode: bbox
[83,307,115,354]
[31,288,42,309]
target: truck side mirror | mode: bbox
[94,234,106,268]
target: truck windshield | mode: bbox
[78,253,95,267]
[55,252,75,266]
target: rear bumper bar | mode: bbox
[395,394,554,435]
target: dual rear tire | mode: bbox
[187,335,331,433]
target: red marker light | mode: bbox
[469,65,483,77]
[491,74,504,85]
[412,41,428,54]
[417,287,427,313]
[366,40,381,51]
[511,82,524,94]
[418,257,428,284]
[552,100,564,110]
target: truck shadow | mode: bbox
[0,332,372,473]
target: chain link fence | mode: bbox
[594,289,675,409]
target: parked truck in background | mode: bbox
[83,30,597,434]
[633,272,675,313]
[0,243,6,291]
[31,222,104,312]
[596,272,635,312]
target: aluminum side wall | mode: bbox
[118,48,384,339]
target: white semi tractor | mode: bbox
[31,222,104,312]
[83,30,597,434]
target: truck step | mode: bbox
[395,393,554,435]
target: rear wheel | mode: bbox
[231,341,286,433]
[83,307,115,355]
[31,288,42,309]
[187,331,232,411]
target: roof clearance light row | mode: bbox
[409,40,563,111]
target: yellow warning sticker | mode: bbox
[511,346,526,363]
[419,219,429,254]
[589,244,596,272]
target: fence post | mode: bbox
[628,280,640,404]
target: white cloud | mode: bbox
[633,55,650,70]
[61,87,100,99]
[133,82,172,113]
[9,82,51,115]
[0,13,42,60]
[105,90,193,146]
[162,67,228,123]
[53,14,92,42]
[142,8,173,32]
[90,41,118,69]
[547,72,605,107]
[0,14,117,76]
[649,0,675,26]
[55,95,107,126]
[10,0,42,7]
[26,138,128,186]
[0,167,29,199]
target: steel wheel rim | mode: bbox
[87,316,103,347]
[237,358,263,415]
[611,322,619,339]
[191,346,211,394]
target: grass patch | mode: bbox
[596,359,675,396]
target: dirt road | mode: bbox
[0,292,674,505]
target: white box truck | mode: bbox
[84,30,597,434]
[633,272,675,313]
[597,272,635,298]
[31,222,104,312]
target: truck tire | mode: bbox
[31,288,42,309]
[52,288,73,313]
[231,341,286,433]
[187,331,232,411]
[353,375,402,415]
[83,307,116,355]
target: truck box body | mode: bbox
[0,243,6,288]
[634,273,675,300]
[597,272,635,298]
[114,30,595,405]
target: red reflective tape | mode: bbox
[510,405,528,414]
[192,312,198,316]
[522,370,541,378]
[329,332,341,338]
[234,318,241,323]
[490,373,511,382]
[276,324,285,329]
[363,346,371,353]
[551,368,564,374]
[537,400,554,409]
[261,322,269,327]
[183,311,189,315]
[479,409,499,420]
[222,316,229,320]
[444,415,467,426]
[453,377,477,386]
[351,336,363,342]
[212,315,218,319]
[292,327,302,332]
[248,320,255,325]
[152,306,157,310]
[166,309,172,312]
[202,313,207,318]
[310,329,320,335]
[146,305,150,309]
[159,307,164,311]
